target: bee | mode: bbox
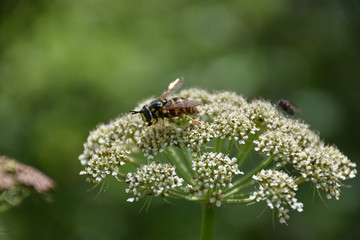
[130,77,201,126]
[277,99,302,115]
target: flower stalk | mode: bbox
[200,204,216,240]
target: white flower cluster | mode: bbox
[246,100,285,129]
[294,145,357,200]
[125,162,184,202]
[79,114,145,182]
[185,152,243,206]
[79,87,356,224]
[139,125,183,159]
[79,146,129,182]
[250,169,304,224]
[138,123,216,159]
[254,118,356,200]
[254,120,320,165]
[198,92,260,144]
[211,110,257,144]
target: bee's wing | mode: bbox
[159,77,184,100]
[286,100,302,113]
[162,99,199,110]
[292,103,302,112]
[292,103,304,116]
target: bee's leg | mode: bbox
[185,115,205,125]
[148,118,158,127]
[160,117,167,126]
[148,121,157,133]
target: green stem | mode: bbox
[114,173,127,181]
[127,157,142,168]
[163,149,194,185]
[236,134,256,167]
[223,197,254,204]
[295,176,306,185]
[178,148,194,177]
[225,138,235,155]
[165,189,199,201]
[226,180,256,194]
[200,204,216,240]
[215,137,223,153]
[224,156,274,197]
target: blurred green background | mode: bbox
[0,0,359,239]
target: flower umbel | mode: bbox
[79,88,356,225]
[125,162,184,202]
[0,155,55,210]
[185,152,243,207]
[250,169,303,224]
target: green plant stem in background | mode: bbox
[200,204,216,240]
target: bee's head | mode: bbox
[130,105,154,125]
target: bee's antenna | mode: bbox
[130,110,141,115]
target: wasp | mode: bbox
[277,99,302,115]
[130,77,201,126]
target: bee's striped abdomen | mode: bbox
[160,97,198,119]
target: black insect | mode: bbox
[130,77,201,126]
[277,99,301,115]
